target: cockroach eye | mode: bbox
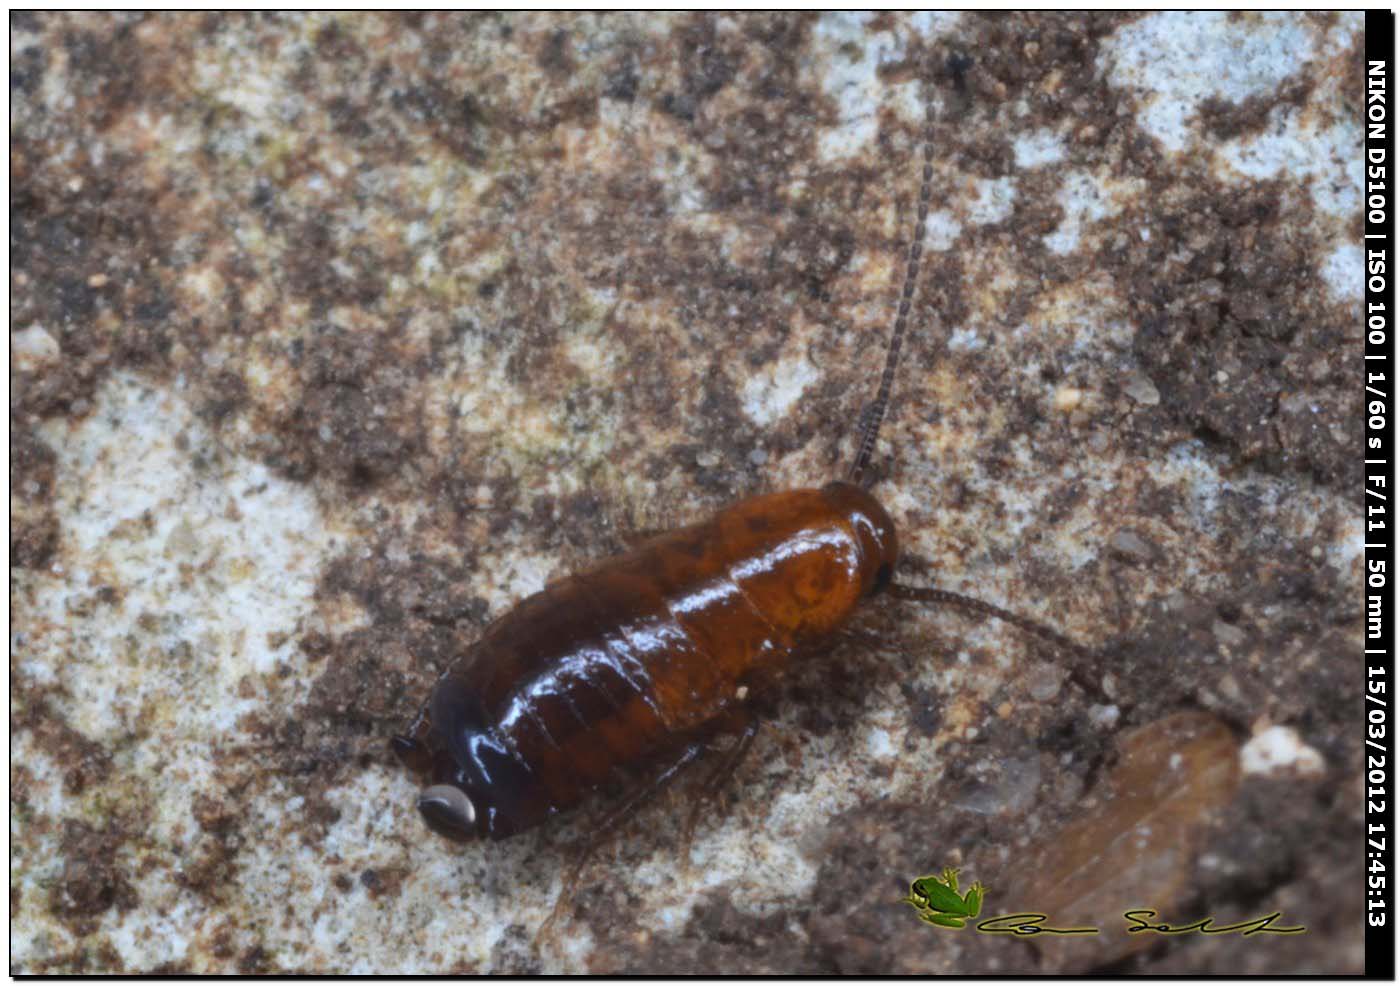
[418,784,477,841]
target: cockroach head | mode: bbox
[392,725,485,842]
[418,783,479,842]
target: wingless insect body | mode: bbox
[393,83,1092,844]
[395,485,896,840]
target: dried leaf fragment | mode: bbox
[1004,711,1240,969]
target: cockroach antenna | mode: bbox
[848,94,937,489]
[846,77,1105,689]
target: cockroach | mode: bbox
[392,86,1095,846]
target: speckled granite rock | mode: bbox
[11,12,1364,973]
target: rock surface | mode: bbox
[12,12,1364,973]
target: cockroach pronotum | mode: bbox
[391,80,1095,848]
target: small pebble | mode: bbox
[12,324,60,370]
[953,753,1042,816]
[1124,373,1160,406]
[1108,527,1156,562]
[1053,386,1083,412]
[1088,703,1120,729]
[1216,673,1244,703]
[1212,620,1247,648]
[1027,662,1064,702]
[1240,725,1325,777]
[1101,673,1118,701]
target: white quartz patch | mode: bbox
[905,11,962,41]
[810,12,961,162]
[1043,170,1126,255]
[946,326,985,352]
[26,373,346,739]
[12,323,61,371]
[924,209,961,252]
[866,727,895,759]
[1102,12,1315,154]
[966,176,1016,226]
[1013,129,1067,169]
[1240,725,1326,777]
[1217,112,1362,221]
[811,13,888,162]
[1320,242,1364,305]
[741,349,820,427]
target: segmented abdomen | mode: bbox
[432,486,888,838]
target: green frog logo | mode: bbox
[901,867,986,929]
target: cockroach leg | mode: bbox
[537,740,711,943]
[592,741,710,845]
[682,714,761,852]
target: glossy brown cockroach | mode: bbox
[392,85,1094,846]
